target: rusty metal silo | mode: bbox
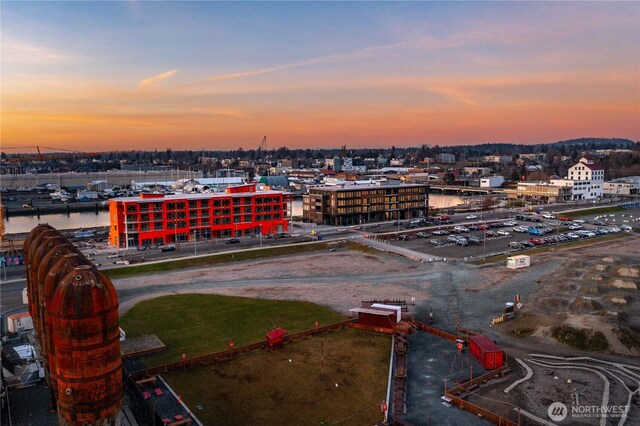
[50,265,123,425]
[24,224,54,323]
[36,241,78,372]
[31,233,68,344]
[26,228,61,336]
[43,252,92,410]
[24,223,53,262]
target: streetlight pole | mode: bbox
[483,226,487,260]
[193,230,197,256]
[260,224,263,247]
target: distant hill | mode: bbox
[552,138,636,148]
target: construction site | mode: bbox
[2,218,640,425]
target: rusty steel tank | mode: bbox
[36,241,78,368]
[50,265,122,425]
[43,252,92,408]
[24,224,54,322]
[26,227,61,335]
[30,233,68,344]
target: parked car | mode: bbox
[416,232,429,238]
[398,235,410,241]
[226,238,241,244]
[566,232,580,239]
[513,226,529,233]
[467,225,480,231]
[519,240,534,247]
[446,235,460,243]
[455,238,468,246]
[465,214,477,219]
[453,226,469,233]
[432,230,449,235]
[528,227,545,236]
[592,221,606,226]
[573,219,585,223]
[430,239,444,246]
[485,231,498,238]
[559,216,572,221]
[497,230,511,237]
[542,213,556,219]
[568,224,582,230]
[509,242,524,249]
[529,238,545,245]
[160,244,176,252]
[467,236,482,245]
[503,220,517,227]
[620,224,633,231]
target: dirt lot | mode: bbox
[163,329,390,426]
[114,232,640,425]
[115,233,640,359]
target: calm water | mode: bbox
[4,195,467,234]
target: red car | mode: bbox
[559,216,572,221]
[529,238,545,245]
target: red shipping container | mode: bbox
[468,336,504,370]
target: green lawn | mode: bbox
[120,294,347,366]
[563,205,623,217]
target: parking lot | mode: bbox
[377,210,639,260]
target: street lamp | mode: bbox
[259,224,263,247]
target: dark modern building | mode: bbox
[303,182,428,226]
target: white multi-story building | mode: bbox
[551,156,605,200]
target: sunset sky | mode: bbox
[2,1,639,152]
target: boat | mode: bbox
[50,189,71,200]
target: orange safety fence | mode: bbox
[414,321,458,341]
[129,319,355,381]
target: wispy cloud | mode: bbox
[138,70,178,89]
[2,38,73,64]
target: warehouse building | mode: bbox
[108,184,291,248]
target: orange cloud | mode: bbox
[138,70,178,89]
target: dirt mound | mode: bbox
[617,267,639,278]
[593,264,609,272]
[605,295,628,305]
[551,326,609,352]
[560,283,577,292]
[602,256,617,263]
[579,285,600,296]
[570,298,603,312]
[609,279,638,290]
[585,274,604,282]
[540,298,569,308]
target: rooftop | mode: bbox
[111,189,290,203]
[309,183,427,192]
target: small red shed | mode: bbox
[266,328,287,350]
[468,336,504,370]
[349,307,398,329]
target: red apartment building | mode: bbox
[109,184,291,248]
